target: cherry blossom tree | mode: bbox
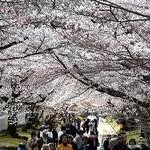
[0,0,150,137]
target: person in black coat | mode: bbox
[66,123,77,138]
[67,135,78,150]
[81,136,90,150]
[113,132,129,150]
[52,128,58,144]
[88,132,99,150]
[103,135,111,150]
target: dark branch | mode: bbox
[76,11,150,23]
[54,53,150,108]
[0,43,66,61]
[53,52,68,70]
[73,65,150,108]
[91,0,150,19]
[0,41,23,51]
[0,96,9,102]
[23,96,46,105]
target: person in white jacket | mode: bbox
[74,130,84,150]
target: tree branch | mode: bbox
[0,41,23,52]
[0,43,67,61]
[53,53,150,108]
[91,0,150,19]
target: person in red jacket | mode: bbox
[88,131,99,150]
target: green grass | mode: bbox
[18,128,38,138]
[0,136,22,147]
[126,130,141,142]
[0,126,40,148]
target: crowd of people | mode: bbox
[17,112,150,150]
[18,113,150,150]
[22,113,99,150]
[103,131,150,150]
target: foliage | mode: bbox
[0,0,150,128]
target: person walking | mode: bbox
[88,131,99,150]
[127,138,140,150]
[81,136,90,150]
[138,137,150,150]
[49,143,56,150]
[58,126,66,142]
[113,132,128,150]
[103,135,111,150]
[27,131,39,150]
[57,134,73,150]
[41,144,50,150]
[68,135,78,150]
[74,130,84,150]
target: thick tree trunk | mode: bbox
[7,123,18,138]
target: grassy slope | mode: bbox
[0,135,23,147]
[0,127,39,148]
[127,130,141,142]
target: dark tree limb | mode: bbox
[91,0,150,19]
[0,41,23,51]
[0,43,67,61]
[53,53,150,108]
[0,96,9,102]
